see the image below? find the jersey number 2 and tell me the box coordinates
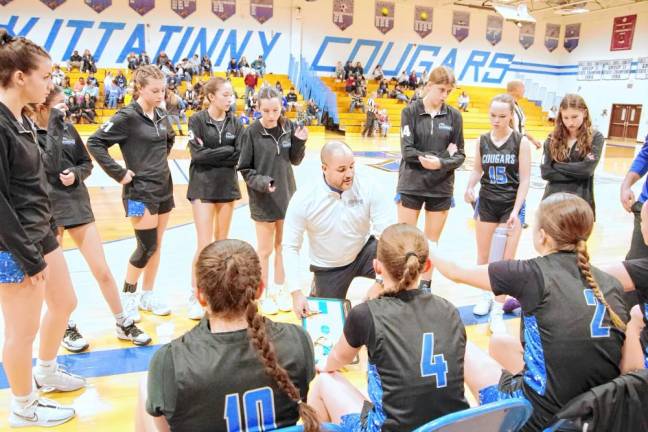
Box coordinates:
[488,166,507,185]
[224,387,277,432]
[584,289,611,338]
[420,332,449,387]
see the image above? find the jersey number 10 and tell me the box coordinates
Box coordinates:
[224,387,277,432]
[420,332,449,387]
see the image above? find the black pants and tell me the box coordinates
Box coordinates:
[310,237,377,299]
[625,201,648,308]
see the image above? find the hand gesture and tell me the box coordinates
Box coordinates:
[620,187,635,212]
[120,169,135,185]
[294,125,308,141]
[59,169,76,187]
[418,155,441,170]
[464,188,476,204]
[447,143,458,156]
[291,290,311,318]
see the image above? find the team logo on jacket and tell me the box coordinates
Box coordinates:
[281,137,291,148]
[225,132,236,140]
[438,123,453,131]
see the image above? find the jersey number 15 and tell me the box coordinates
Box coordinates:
[420,332,449,387]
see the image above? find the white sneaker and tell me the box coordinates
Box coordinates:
[33,364,86,393]
[139,291,171,316]
[116,319,152,346]
[61,322,89,353]
[187,293,204,320]
[121,292,141,323]
[489,308,507,335]
[275,288,292,313]
[9,397,75,428]
[473,292,494,316]
[259,297,279,315]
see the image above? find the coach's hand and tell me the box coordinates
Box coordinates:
[620,186,635,213]
[291,290,311,318]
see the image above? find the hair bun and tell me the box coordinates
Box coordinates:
[0,29,15,46]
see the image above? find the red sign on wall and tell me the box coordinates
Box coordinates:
[610,14,636,51]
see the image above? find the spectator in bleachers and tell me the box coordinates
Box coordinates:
[81,49,97,73]
[177,58,194,82]
[73,76,85,102]
[226,57,239,77]
[155,52,169,68]
[229,88,238,114]
[79,93,96,123]
[548,105,557,123]
[391,83,409,103]
[378,108,390,137]
[138,51,150,66]
[343,60,353,79]
[82,80,99,102]
[127,52,139,70]
[245,93,256,115]
[377,79,389,97]
[458,91,469,112]
[349,87,365,113]
[408,71,418,89]
[244,69,258,100]
[165,89,184,136]
[52,64,65,86]
[106,82,121,109]
[62,76,73,98]
[251,55,266,77]
[286,87,298,111]
[68,49,83,70]
[398,70,409,86]
[190,54,201,77]
[184,83,199,110]
[161,62,179,87]
[353,61,364,77]
[67,95,80,123]
[335,61,344,81]
[344,75,356,94]
[201,55,212,76]
[115,70,128,103]
[361,92,378,137]
[86,71,98,87]
[306,99,320,125]
[357,76,367,96]
[238,55,249,70]
[371,64,384,81]
[103,71,114,93]
[275,81,284,95]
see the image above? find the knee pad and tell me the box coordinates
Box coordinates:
[129,228,158,268]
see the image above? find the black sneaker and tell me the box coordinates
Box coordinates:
[116,320,152,346]
[61,322,89,353]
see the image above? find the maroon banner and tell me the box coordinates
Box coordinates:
[40,0,65,9]
[374,1,395,34]
[250,0,273,24]
[564,23,580,52]
[85,0,111,13]
[413,6,433,39]
[610,14,636,51]
[212,0,236,21]
[129,0,154,16]
[332,0,353,31]
[171,0,195,18]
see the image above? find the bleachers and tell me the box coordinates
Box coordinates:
[320,76,554,140]
[63,68,325,137]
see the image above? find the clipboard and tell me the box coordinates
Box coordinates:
[301,297,357,365]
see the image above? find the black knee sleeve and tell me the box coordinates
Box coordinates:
[129,228,158,268]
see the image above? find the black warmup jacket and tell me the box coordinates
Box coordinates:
[87,102,175,204]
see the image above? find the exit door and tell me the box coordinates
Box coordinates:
[609,104,642,140]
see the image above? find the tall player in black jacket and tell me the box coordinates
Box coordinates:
[88,65,175,322]
[309,224,469,432]
[186,77,243,320]
[431,193,632,432]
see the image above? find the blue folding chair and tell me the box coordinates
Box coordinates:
[412,398,533,432]
[274,423,345,432]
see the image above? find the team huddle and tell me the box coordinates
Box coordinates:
[0,30,647,431]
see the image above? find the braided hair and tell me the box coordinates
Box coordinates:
[196,240,320,432]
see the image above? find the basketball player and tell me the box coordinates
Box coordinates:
[430,193,630,431]
[186,77,243,320]
[0,30,84,427]
[465,94,531,333]
[541,94,603,214]
[31,86,151,350]
[88,65,175,322]
[308,224,469,431]
[137,239,319,432]
[397,66,465,291]
[238,86,308,314]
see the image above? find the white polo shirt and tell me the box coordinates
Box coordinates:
[283,171,393,293]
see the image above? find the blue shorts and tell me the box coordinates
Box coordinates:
[479,370,526,405]
[339,401,381,432]
[0,251,25,284]
[123,198,174,218]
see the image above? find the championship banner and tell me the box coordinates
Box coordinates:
[602,59,632,80]
[129,0,154,16]
[577,60,603,81]
[212,0,236,21]
[486,15,502,46]
[413,6,433,39]
[41,0,65,9]
[171,0,195,18]
[332,0,353,31]
[519,22,535,49]
[451,11,470,42]
[610,14,636,51]
[250,0,273,24]
[564,23,580,52]
[637,57,648,80]
[85,0,111,12]
[374,1,395,35]
[544,23,560,52]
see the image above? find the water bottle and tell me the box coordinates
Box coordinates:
[489,226,509,263]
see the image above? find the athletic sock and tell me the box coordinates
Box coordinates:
[12,392,36,410]
[123,282,137,293]
[35,359,57,376]
[114,312,126,326]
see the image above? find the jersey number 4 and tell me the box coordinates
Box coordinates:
[224,387,277,432]
[584,289,611,338]
[488,166,507,185]
[420,332,449,387]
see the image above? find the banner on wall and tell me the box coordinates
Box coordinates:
[451,11,470,42]
[602,59,632,80]
[519,22,535,49]
[41,0,65,9]
[637,57,648,80]
[577,61,604,81]
[610,14,636,51]
[85,0,111,13]
[374,1,395,34]
[250,0,273,24]
[564,23,580,52]
[544,23,560,52]
[171,0,195,18]
[212,0,236,21]
[413,6,433,38]
[332,0,353,31]
[129,0,154,16]
[485,15,502,46]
